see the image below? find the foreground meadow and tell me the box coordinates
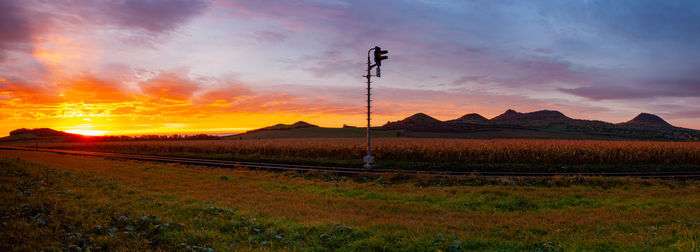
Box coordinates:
[1,149,698,251]
[18,138,700,172]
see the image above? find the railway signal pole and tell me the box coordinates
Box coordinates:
[364,46,388,168]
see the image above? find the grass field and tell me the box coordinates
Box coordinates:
[15,138,700,172]
[1,149,698,251]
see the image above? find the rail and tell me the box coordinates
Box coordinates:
[1,146,699,178]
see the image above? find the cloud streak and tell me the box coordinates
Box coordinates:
[0,1,50,60]
[99,0,209,33]
[560,79,700,100]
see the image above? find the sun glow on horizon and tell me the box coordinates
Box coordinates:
[65,129,109,136]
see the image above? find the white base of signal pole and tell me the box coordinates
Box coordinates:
[364,155,374,169]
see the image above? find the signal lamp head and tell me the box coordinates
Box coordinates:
[373,46,388,66]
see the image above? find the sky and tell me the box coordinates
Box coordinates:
[1,0,700,136]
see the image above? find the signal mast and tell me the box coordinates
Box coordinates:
[363,46,388,168]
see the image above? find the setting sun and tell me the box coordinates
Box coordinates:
[65,129,108,136]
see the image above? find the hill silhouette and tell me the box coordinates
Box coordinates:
[10,128,75,137]
[4,128,87,142]
[376,109,699,140]
[247,121,319,132]
[382,113,450,132]
[446,113,490,124]
[491,109,571,124]
[620,113,673,128]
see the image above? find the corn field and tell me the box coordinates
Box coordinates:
[23,138,700,165]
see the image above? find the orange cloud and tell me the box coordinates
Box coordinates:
[0,78,62,104]
[60,74,133,103]
[193,87,253,106]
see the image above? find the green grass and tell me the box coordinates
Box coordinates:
[1,150,699,251]
[0,157,440,251]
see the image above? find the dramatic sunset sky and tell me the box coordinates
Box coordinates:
[1,0,699,136]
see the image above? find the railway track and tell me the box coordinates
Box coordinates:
[2,145,699,178]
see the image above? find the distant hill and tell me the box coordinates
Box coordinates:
[247,121,319,132]
[375,109,700,141]
[382,113,452,132]
[445,113,490,124]
[619,113,673,128]
[10,128,73,137]
[490,109,572,128]
[0,128,88,142]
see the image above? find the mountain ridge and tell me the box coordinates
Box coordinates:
[377,109,699,141]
